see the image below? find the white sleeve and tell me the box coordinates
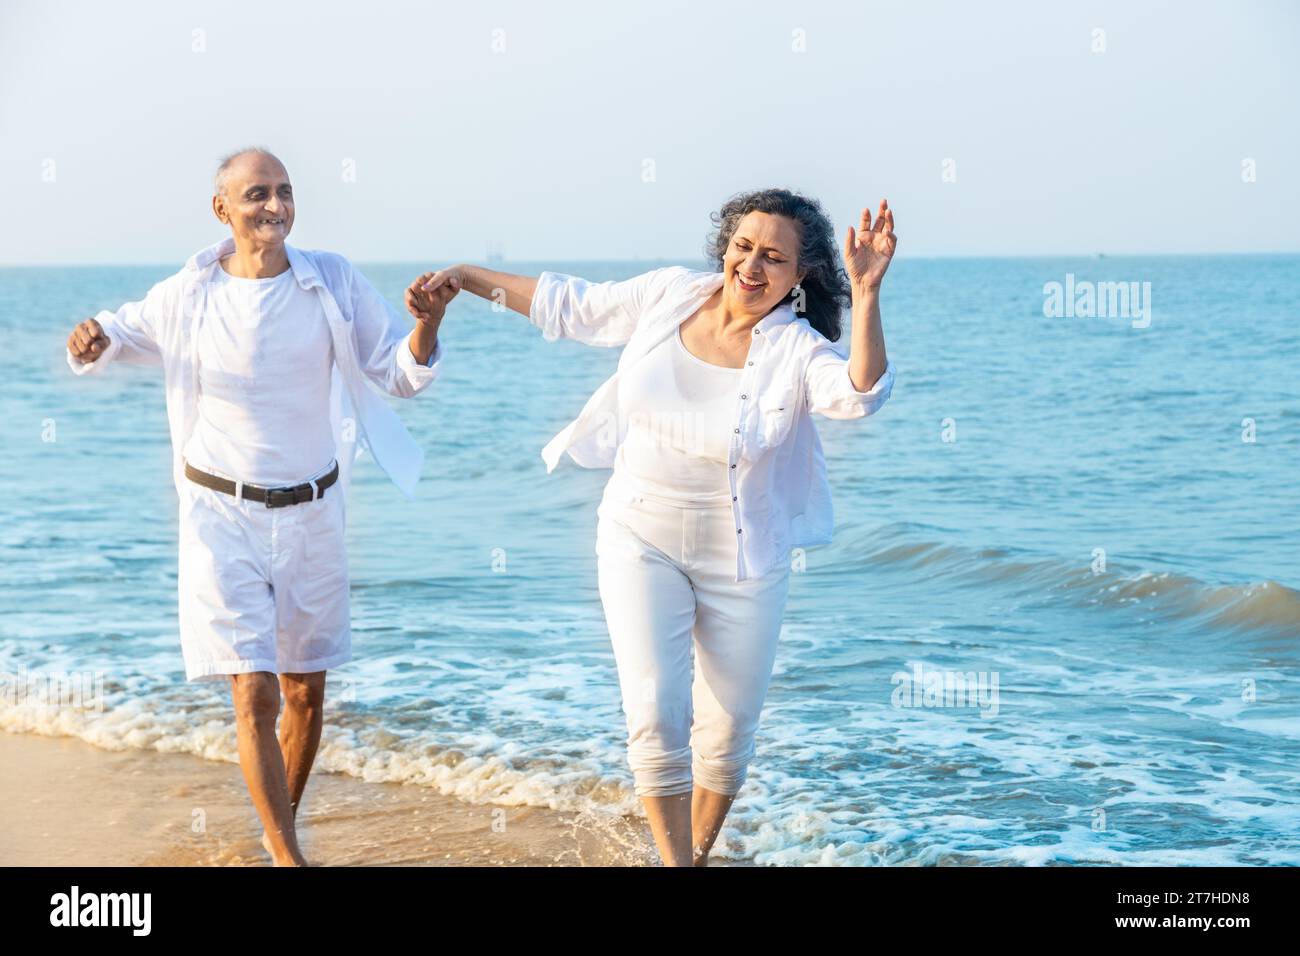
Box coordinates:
[348,264,444,398]
[66,282,168,376]
[804,339,895,419]
[527,268,671,347]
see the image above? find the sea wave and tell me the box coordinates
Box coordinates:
[853,523,1299,635]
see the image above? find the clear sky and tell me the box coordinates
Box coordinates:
[1,0,1296,264]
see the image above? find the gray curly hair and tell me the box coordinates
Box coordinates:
[704,187,850,341]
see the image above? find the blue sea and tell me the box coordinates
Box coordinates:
[1,254,1297,865]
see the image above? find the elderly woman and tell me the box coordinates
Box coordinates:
[408,189,896,866]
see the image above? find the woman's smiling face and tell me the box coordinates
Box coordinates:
[722,211,805,317]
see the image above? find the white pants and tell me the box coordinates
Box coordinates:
[177,461,351,682]
[595,474,791,798]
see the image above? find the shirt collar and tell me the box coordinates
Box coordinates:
[757,301,797,332]
[183,237,321,289]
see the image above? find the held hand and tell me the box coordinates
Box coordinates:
[404,271,461,326]
[418,265,467,297]
[67,317,110,364]
[843,199,897,291]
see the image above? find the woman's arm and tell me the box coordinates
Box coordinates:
[842,200,895,392]
[804,200,898,418]
[847,287,887,392]
[408,264,669,348]
[410,265,537,317]
[805,345,895,419]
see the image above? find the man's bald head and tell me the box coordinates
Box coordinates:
[214,147,285,198]
[211,148,295,253]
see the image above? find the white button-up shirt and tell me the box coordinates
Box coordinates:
[66,237,443,499]
[530,266,895,581]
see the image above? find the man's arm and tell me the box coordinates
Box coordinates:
[349,265,447,399]
[66,284,168,375]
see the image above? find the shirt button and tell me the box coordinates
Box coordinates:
[732,496,737,501]
[733,428,739,433]
[740,394,747,400]
[730,464,736,469]
[737,528,743,534]
[747,361,754,366]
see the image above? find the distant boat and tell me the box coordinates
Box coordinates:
[1095,252,1106,259]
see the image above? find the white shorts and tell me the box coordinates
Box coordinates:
[176,463,351,682]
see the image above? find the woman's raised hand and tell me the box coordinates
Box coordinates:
[843,199,897,291]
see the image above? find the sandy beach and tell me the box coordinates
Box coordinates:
[0,730,697,867]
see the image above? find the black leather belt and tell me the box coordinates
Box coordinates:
[184,460,339,507]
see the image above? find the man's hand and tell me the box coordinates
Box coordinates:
[405,272,460,327]
[67,318,110,364]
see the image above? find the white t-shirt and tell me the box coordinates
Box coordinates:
[182,262,336,485]
[613,323,743,506]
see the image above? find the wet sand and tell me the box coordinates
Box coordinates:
[0,730,700,867]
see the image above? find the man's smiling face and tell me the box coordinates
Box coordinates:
[212,151,295,251]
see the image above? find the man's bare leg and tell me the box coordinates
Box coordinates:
[278,671,326,822]
[230,672,306,867]
[258,671,327,858]
[690,786,737,866]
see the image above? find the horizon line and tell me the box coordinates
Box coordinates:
[3,249,1300,269]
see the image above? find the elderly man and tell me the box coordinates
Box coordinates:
[65,148,457,866]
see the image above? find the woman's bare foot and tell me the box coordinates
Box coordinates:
[261,830,308,866]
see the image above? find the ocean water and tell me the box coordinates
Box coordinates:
[1,254,1297,866]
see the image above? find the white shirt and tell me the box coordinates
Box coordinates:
[183,263,337,485]
[530,266,896,581]
[67,237,443,500]
[614,323,742,506]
